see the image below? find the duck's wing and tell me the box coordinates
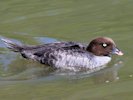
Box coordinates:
[25,41,86,59]
[20,41,87,53]
[31,44,88,67]
[21,42,87,66]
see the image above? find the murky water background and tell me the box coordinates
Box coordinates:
[0,0,133,100]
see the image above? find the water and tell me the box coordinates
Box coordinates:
[0,0,133,100]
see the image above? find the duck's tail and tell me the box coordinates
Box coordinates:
[1,38,23,52]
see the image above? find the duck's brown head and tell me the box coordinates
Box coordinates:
[86,37,123,56]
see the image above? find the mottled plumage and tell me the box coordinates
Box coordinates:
[1,37,123,71]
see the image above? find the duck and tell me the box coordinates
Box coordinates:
[1,37,123,71]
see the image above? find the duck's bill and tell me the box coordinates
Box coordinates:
[112,47,124,56]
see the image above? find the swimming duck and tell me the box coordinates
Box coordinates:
[1,37,123,71]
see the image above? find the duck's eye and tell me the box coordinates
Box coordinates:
[102,43,108,48]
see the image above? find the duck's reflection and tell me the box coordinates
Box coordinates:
[92,60,123,84]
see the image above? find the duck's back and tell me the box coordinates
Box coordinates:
[19,42,89,68]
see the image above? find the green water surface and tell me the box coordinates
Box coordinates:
[0,0,133,100]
